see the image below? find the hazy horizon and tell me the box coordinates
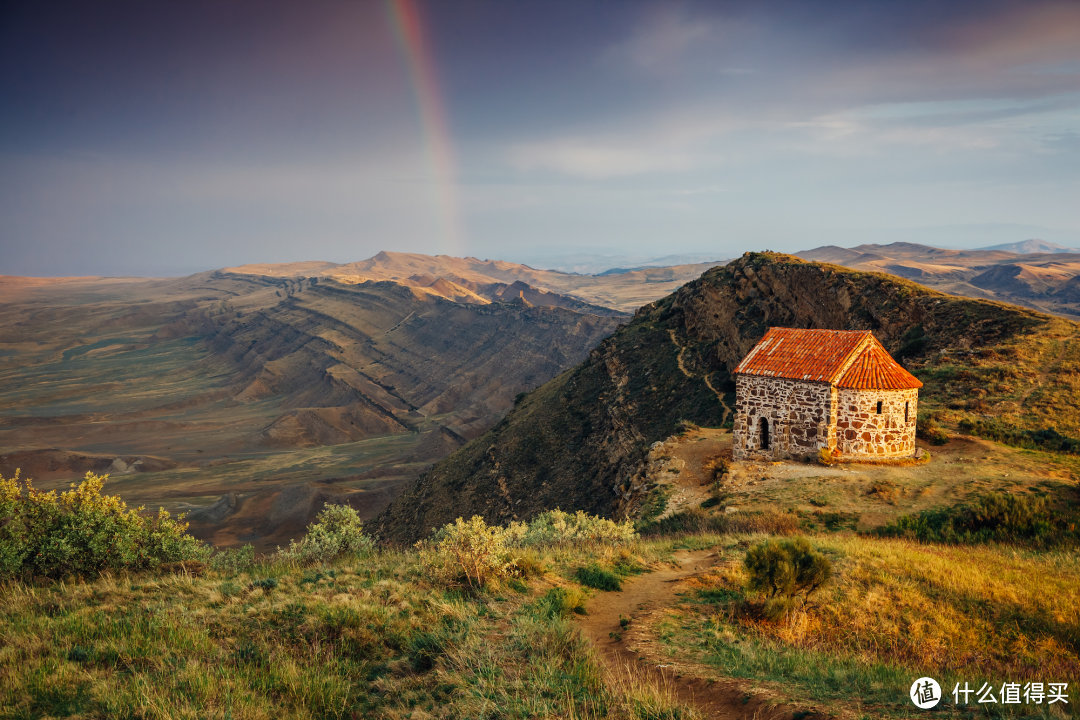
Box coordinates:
[3,0,1079,277]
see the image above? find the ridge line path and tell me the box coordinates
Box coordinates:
[667,329,732,425]
[578,549,828,720]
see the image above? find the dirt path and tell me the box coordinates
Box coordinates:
[578,550,827,720]
[667,329,732,425]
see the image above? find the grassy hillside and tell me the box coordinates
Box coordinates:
[376,252,1080,543]
[4,527,1076,719]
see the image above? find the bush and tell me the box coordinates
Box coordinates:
[916,415,949,445]
[209,544,256,575]
[418,515,516,589]
[0,471,206,580]
[574,565,622,591]
[817,447,833,465]
[743,537,832,608]
[874,492,1071,547]
[503,509,638,547]
[278,503,373,567]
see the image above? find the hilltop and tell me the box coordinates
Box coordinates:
[375,251,1080,542]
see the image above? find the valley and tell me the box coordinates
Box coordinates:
[3,252,721,549]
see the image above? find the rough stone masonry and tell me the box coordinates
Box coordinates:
[732,327,921,461]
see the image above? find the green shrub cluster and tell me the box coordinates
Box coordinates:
[278,503,374,567]
[958,417,1080,454]
[503,509,638,547]
[0,471,205,580]
[419,511,639,589]
[744,537,833,620]
[874,492,1078,547]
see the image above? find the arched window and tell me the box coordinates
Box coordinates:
[876,400,883,415]
[759,416,770,450]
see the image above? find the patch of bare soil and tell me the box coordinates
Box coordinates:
[655,429,733,519]
[578,549,829,720]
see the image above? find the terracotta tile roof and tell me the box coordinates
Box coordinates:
[734,327,922,389]
[836,341,923,390]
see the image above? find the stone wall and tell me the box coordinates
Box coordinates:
[834,387,918,458]
[733,375,833,460]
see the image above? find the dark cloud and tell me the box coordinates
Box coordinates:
[1,0,1078,275]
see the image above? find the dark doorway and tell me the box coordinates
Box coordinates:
[759,416,770,450]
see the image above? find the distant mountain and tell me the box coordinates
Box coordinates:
[795,242,1080,317]
[514,253,728,276]
[975,239,1080,254]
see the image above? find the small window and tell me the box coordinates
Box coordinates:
[876,400,883,415]
[905,401,910,422]
[759,417,770,450]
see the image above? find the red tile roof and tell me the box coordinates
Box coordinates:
[734,327,922,389]
[836,341,923,390]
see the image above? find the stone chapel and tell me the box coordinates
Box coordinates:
[732,327,922,461]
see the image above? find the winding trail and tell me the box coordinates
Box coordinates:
[578,550,826,720]
[668,329,732,425]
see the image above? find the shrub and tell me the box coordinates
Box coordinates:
[277,503,373,567]
[0,471,206,580]
[418,515,516,589]
[874,492,1070,547]
[504,509,638,548]
[209,544,256,575]
[916,415,949,445]
[743,537,833,608]
[574,565,622,591]
[817,447,833,465]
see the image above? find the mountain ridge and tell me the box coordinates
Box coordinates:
[373,251,1077,543]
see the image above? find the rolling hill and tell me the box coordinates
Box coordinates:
[375,251,1080,543]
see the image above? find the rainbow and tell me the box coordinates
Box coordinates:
[385,0,463,256]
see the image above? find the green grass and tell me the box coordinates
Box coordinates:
[0,543,694,720]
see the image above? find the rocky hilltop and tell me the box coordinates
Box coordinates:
[375,252,1077,543]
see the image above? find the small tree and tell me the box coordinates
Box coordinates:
[744,537,832,618]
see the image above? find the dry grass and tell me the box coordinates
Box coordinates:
[655,532,1080,715]
[0,542,696,719]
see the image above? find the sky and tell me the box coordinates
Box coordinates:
[1,0,1079,277]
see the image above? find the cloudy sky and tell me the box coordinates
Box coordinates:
[2,0,1079,276]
